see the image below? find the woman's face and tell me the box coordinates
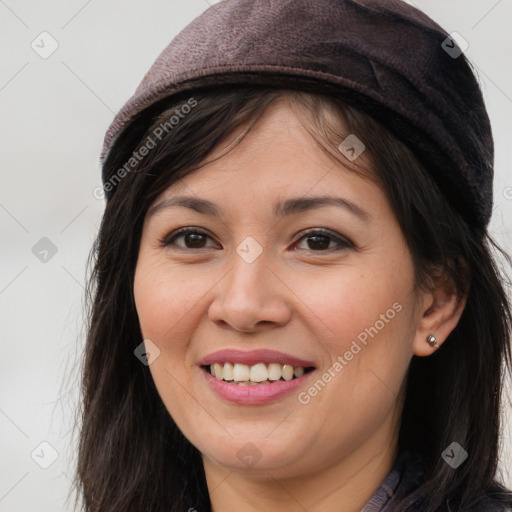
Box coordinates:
[134,99,427,482]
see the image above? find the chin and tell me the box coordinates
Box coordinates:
[197,430,311,474]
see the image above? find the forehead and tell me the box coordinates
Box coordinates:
[146,98,390,225]
[157,100,378,194]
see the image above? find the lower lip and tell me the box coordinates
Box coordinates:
[202,367,315,405]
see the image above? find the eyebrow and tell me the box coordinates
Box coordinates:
[147,195,371,221]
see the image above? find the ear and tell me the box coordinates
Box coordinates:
[412,275,467,357]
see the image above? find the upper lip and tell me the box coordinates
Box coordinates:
[199,349,316,368]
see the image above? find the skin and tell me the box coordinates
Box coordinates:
[133,98,466,512]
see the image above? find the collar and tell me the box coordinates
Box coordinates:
[360,449,425,512]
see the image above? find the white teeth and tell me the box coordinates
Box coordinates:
[233,363,250,382]
[209,362,310,383]
[282,364,294,381]
[293,366,304,378]
[268,363,282,381]
[213,363,224,380]
[249,363,268,382]
[223,362,234,381]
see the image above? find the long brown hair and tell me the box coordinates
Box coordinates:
[72,86,512,511]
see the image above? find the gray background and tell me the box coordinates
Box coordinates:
[1,1,511,510]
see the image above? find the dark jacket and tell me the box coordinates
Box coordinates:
[361,450,512,512]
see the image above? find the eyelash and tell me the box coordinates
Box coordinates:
[160,227,353,253]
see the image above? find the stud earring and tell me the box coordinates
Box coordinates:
[426,334,438,348]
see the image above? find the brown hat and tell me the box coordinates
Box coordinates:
[101,0,494,231]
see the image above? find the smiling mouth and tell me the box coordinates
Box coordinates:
[201,362,315,385]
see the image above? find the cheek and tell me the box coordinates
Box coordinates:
[133,260,207,426]
[290,262,415,354]
[287,256,417,427]
[133,259,205,358]
[287,268,415,448]
[134,256,204,326]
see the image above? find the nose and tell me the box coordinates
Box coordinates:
[208,250,292,333]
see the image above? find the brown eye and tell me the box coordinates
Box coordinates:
[295,229,352,252]
[182,232,207,248]
[161,227,352,253]
[162,228,217,249]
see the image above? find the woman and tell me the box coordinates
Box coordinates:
[75,1,512,511]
